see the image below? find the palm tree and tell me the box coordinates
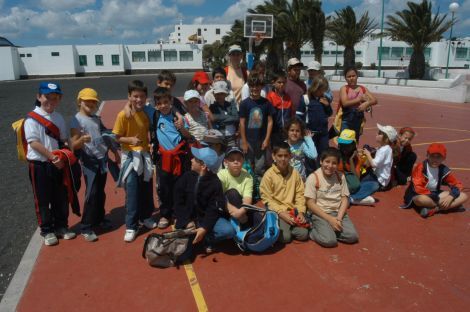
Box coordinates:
[386,0,453,79]
[303,0,326,62]
[326,6,376,70]
[202,40,226,69]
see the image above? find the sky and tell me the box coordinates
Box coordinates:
[0,0,469,47]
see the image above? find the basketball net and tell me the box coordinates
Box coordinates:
[254,33,265,47]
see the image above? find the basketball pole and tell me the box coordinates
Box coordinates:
[247,37,254,71]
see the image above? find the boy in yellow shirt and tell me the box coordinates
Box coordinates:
[113,80,156,242]
[260,142,308,243]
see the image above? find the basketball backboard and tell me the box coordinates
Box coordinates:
[244,14,273,38]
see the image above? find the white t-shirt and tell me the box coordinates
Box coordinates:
[372,145,393,187]
[426,165,439,191]
[24,106,68,162]
[70,113,107,159]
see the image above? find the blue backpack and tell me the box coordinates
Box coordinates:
[230,204,279,253]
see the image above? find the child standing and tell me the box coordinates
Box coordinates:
[403,143,468,218]
[24,82,76,246]
[260,142,309,243]
[393,127,417,185]
[296,76,333,157]
[305,147,358,247]
[204,67,236,106]
[184,90,211,143]
[113,80,156,242]
[145,87,191,229]
[208,81,239,147]
[266,69,294,143]
[351,124,397,205]
[157,70,186,115]
[239,73,275,184]
[284,119,318,181]
[70,88,119,242]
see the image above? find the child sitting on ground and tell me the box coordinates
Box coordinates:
[350,124,397,205]
[260,142,309,243]
[284,119,317,181]
[217,147,253,224]
[305,147,358,247]
[174,147,232,255]
[402,143,468,218]
[70,88,119,242]
[208,81,239,147]
[184,90,212,143]
[392,127,417,185]
[337,129,364,196]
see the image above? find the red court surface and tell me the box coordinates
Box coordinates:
[16,93,470,311]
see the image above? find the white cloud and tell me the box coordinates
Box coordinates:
[220,0,265,21]
[174,0,205,5]
[193,16,204,24]
[39,0,96,11]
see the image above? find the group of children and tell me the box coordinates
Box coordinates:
[22,61,467,254]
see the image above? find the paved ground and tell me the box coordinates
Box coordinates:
[0,73,193,299]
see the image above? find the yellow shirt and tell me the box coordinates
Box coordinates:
[112,110,150,152]
[304,169,350,214]
[260,165,305,214]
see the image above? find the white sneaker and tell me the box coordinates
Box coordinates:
[142,218,157,229]
[55,228,77,240]
[351,196,375,206]
[44,233,59,246]
[124,229,137,242]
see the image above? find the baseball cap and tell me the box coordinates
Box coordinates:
[38,82,62,95]
[337,129,357,144]
[203,129,225,145]
[225,146,244,158]
[427,143,447,158]
[213,81,229,94]
[287,58,304,68]
[191,147,224,172]
[377,124,397,142]
[192,71,211,85]
[307,61,322,71]
[228,44,242,55]
[77,88,99,103]
[184,89,200,101]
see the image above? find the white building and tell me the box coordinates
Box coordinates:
[168,22,232,44]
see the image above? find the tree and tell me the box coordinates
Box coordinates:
[326,6,376,70]
[202,41,226,69]
[303,0,326,62]
[386,0,453,79]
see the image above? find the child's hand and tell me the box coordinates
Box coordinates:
[124,101,133,118]
[361,94,369,102]
[357,102,369,112]
[192,227,207,244]
[81,134,92,143]
[296,212,306,224]
[241,141,249,154]
[261,139,269,151]
[51,155,65,170]
[279,211,296,225]
[439,195,454,210]
[349,150,358,161]
[362,148,371,158]
[305,129,312,137]
[230,208,247,222]
[174,115,184,130]
[328,216,343,232]
[129,135,142,146]
[319,97,329,106]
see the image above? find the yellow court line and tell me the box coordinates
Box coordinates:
[363,126,470,133]
[183,260,209,312]
[450,168,470,171]
[413,138,470,146]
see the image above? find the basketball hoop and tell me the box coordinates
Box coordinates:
[254,32,265,47]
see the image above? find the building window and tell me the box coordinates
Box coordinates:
[178,27,180,30]
[148,50,162,62]
[79,55,87,66]
[51,52,60,56]
[111,54,120,65]
[323,51,330,55]
[424,48,431,60]
[355,50,362,55]
[405,47,413,56]
[95,55,103,66]
[391,47,404,59]
[456,47,468,59]
[20,54,25,57]
[164,50,177,62]
[132,51,146,62]
[378,47,390,60]
[197,28,201,36]
[27,53,32,57]
[204,28,207,31]
[180,51,193,61]
[178,33,180,36]
[216,28,220,35]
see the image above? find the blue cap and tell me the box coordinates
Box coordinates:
[191,147,224,173]
[38,82,62,95]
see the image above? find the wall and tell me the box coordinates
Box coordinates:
[18,46,75,76]
[169,24,231,44]
[75,45,124,74]
[0,47,19,80]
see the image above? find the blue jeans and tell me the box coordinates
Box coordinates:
[206,217,236,244]
[350,173,380,201]
[125,170,154,230]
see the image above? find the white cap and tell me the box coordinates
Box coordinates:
[307,61,321,71]
[287,58,304,68]
[377,124,398,142]
[213,81,229,94]
[228,44,242,54]
[184,89,200,101]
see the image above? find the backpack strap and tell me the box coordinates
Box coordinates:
[303,94,310,124]
[27,111,61,142]
[313,171,320,190]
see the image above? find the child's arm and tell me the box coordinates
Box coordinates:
[173,111,184,130]
[349,151,361,178]
[262,115,273,150]
[306,198,342,232]
[294,172,307,223]
[70,128,91,151]
[201,103,214,123]
[302,136,318,160]
[239,117,248,154]
[295,96,307,122]
[29,141,64,169]
[336,175,351,221]
[339,86,362,108]
[116,135,142,147]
